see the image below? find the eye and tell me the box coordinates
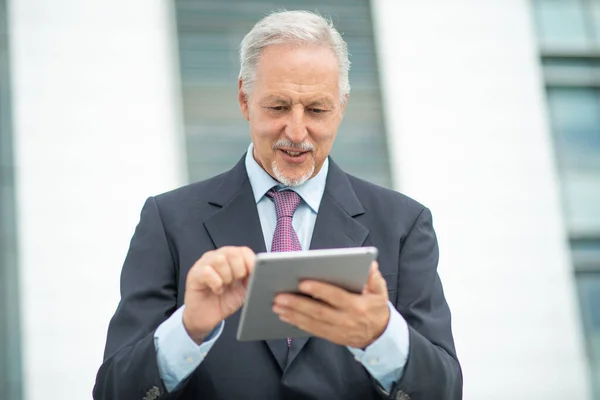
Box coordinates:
[309,108,327,114]
[269,106,286,111]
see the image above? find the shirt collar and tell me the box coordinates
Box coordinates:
[245,143,328,213]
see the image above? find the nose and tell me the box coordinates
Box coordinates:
[285,105,308,143]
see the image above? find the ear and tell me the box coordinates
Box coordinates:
[238,79,250,121]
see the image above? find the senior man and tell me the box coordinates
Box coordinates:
[93,10,462,400]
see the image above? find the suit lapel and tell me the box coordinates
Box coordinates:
[203,181,266,253]
[203,156,266,254]
[285,159,370,369]
[203,157,288,372]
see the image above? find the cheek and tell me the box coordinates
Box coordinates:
[267,119,287,135]
[251,118,277,139]
[254,118,285,140]
[310,127,336,149]
[251,122,284,160]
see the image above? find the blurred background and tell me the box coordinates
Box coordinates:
[0,0,598,399]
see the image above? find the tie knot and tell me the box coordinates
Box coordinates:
[267,189,302,219]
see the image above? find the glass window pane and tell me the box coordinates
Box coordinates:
[547,88,600,235]
[592,0,600,46]
[533,0,591,49]
[542,58,600,86]
[572,239,600,270]
[576,272,600,398]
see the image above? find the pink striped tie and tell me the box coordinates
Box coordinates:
[267,189,302,347]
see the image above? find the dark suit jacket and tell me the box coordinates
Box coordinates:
[93,156,462,400]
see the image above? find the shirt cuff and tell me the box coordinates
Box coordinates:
[154,305,224,392]
[346,301,410,393]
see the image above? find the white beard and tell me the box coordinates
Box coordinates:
[272,159,315,187]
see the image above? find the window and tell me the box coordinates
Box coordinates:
[173,0,392,188]
[533,0,600,397]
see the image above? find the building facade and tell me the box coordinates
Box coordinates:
[0,0,597,399]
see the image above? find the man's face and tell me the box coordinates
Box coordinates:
[238,44,346,186]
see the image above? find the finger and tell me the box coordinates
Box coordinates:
[226,249,247,281]
[365,262,386,294]
[362,264,376,294]
[210,253,233,285]
[298,280,353,309]
[276,304,337,339]
[378,269,388,292]
[273,293,342,324]
[240,246,256,275]
[198,265,225,295]
[242,276,250,289]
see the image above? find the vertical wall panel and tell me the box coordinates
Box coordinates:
[9,1,185,399]
[371,0,590,398]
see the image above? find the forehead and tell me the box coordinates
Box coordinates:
[253,44,340,99]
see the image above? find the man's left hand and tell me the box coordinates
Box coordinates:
[272,261,390,349]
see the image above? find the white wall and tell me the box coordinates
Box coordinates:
[371,0,590,399]
[9,1,185,399]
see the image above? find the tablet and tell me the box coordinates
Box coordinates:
[236,246,378,341]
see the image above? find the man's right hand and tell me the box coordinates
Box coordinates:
[182,246,256,344]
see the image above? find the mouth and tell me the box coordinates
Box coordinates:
[280,149,306,157]
[277,148,312,163]
[278,148,311,157]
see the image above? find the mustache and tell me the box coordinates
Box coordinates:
[272,139,314,151]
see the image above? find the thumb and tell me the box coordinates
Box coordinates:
[364,261,386,295]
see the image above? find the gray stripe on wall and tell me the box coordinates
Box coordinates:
[0,0,22,398]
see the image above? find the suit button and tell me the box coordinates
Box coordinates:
[395,390,410,400]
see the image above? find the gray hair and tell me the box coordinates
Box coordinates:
[239,10,351,104]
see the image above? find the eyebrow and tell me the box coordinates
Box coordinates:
[306,98,335,108]
[260,96,335,108]
[261,96,289,104]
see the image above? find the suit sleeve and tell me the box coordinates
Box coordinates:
[93,197,187,400]
[388,207,463,400]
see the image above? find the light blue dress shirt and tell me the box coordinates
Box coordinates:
[154,144,410,393]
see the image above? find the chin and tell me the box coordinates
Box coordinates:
[272,162,315,187]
